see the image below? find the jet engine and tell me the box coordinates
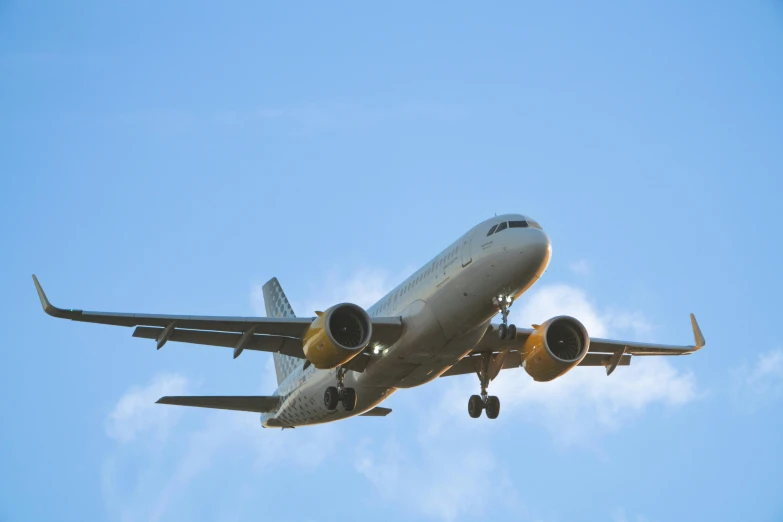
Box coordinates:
[302,303,372,369]
[521,316,590,381]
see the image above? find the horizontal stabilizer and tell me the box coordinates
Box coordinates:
[156,395,280,413]
[360,407,392,417]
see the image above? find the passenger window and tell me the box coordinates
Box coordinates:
[487,224,498,236]
[496,222,508,233]
[509,220,528,228]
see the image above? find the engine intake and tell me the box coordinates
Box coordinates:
[303,303,372,369]
[522,316,589,381]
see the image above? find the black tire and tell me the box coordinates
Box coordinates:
[485,396,500,419]
[468,395,484,418]
[497,323,508,340]
[324,386,339,411]
[341,388,357,411]
[508,324,517,340]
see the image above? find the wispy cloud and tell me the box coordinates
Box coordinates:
[514,283,653,339]
[105,373,188,444]
[612,507,649,522]
[355,436,519,522]
[731,348,783,411]
[569,259,591,276]
[102,373,343,522]
[123,101,472,139]
[251,267,407,318]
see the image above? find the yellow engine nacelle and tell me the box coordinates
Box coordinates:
[302,303,373,369]
[521,316,590,382]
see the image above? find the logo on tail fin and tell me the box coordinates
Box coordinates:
[262,278,300,384]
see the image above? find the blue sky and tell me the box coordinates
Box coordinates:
[2,1,782,521]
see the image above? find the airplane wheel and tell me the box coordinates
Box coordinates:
[497,324,508,340]
[485,396,500,419]
[468,395,484,418]
[341,388,357,411]
[324,386,339,411]
[508,324,517,340]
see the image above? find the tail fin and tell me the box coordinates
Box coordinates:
[262,277,300,385]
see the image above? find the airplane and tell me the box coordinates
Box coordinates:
[33,213,705,427]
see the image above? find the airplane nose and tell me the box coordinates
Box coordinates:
[526,228,552,272]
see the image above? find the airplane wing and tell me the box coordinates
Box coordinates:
[442,314,705,378]
[32,275,402,368]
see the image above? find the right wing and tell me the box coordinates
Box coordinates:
[32,275,402,368]
[471,314,705,358]
[443,314,705,378]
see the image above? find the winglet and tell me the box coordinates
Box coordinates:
[690,313,706,350]
[31,275,77,319]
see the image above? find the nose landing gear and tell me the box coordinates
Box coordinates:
[466,352,503,419]
[324,367,357,412]
[493,294,517,340]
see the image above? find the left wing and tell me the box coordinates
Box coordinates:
[32,275,402,368]
[442,314,705,378]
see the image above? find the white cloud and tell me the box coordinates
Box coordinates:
[105,373,188,443]
[612,507,649,522]
[516,283,610,337]
[102,375,342,522]
[251,267,407,317]
[102,276,702,522]
[295,267,408,313]
[355,436,518,522]
[489,357,697,444]
[514,284,653,339]
[569,259,591,276]
[732,348,783,411]
[427,284,698,445]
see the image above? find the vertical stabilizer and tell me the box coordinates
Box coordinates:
[262,278,300,385]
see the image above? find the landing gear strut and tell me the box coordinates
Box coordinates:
[467,352,502,419]
[493,294,517,340]
[324,367,357,412]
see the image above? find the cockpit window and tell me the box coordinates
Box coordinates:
[486,224,498,236]
[527,219,542,230]
[509,220,528,228]
[495,221,508,233]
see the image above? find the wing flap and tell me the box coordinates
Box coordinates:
[588,339,698,356]
[579,353,632,367]
[133,327,304,357]
[156,395,280,413]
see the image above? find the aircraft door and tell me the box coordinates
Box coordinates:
[461,230,474,267]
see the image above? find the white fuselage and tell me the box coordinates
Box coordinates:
[262,214,551,428]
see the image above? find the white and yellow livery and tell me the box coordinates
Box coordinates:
[34,214,705,427]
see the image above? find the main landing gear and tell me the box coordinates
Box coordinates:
[493,294,517,340]
[324,367,357,412]
[467,352,502,419]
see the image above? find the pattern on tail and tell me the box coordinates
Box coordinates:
[262,278,300,384]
